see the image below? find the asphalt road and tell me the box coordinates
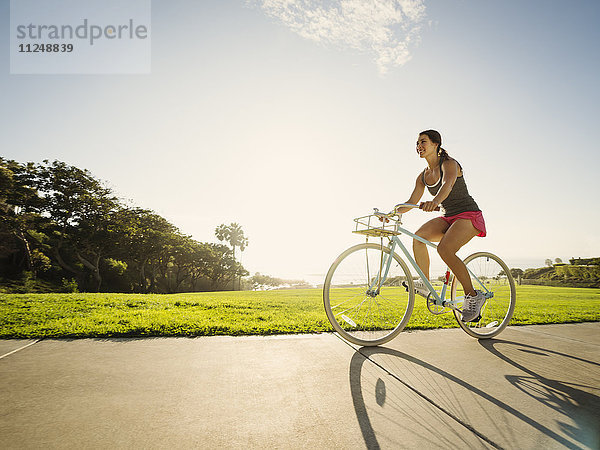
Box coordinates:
[1,322,599,449]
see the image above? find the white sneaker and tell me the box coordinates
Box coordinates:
[402,280,430,298]
[461,290,486,322]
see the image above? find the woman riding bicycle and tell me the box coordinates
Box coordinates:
[395,130,487,322]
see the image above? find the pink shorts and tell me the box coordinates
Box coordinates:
[440,211,487,237]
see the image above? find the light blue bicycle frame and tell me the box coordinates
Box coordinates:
[367,220,493,308]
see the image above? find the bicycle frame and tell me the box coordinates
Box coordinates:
[368,220,492,309]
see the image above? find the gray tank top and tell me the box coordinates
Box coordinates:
[422,157,480,217]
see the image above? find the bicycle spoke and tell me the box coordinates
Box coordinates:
[334,297,368,320]
[451,252,516,338]
[323,243,415,345]
[373,300,401,327]
[330,290,368,310]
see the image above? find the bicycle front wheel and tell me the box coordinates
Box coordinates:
[323,243,415,346]
[451,252,516,338]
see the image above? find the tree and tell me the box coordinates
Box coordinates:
[555,258,563,264]
[251,272,284,290]
[215,223,248,290]
[499,268,524,277]
[0,158,46,277]
[115,208,181,293]
[36,160,120,291]
[510,268,524,278]
[545,259,553,267]
[197,243,238,290]
[1,157,256,293]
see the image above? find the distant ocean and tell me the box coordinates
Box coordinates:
[298,258,553,287]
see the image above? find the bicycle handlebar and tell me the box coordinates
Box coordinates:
[373,203,441,220]
[396,202,441,212]
[394,203,420,211]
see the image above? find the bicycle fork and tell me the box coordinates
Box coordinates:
[366,239,396,296]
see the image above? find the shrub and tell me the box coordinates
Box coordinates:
[569,258,600,266]
[556,265,600,280]
[523,267,554,279]
[60,278,79,293]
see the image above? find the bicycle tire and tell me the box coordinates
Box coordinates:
[323,242,415,346]
[451,252,516,339]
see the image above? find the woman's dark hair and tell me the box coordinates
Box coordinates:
[419,129,448,158]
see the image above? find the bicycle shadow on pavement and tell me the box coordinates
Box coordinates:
[479,338,600,449]
[349,349,495,450]
[349,343,598,450]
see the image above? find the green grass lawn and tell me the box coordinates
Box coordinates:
[1,285,599,338]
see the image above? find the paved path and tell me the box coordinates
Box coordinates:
[1,323,599,449]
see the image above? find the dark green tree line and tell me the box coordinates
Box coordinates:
[0,157,247,293]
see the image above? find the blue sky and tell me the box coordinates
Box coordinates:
[1,0,599,280]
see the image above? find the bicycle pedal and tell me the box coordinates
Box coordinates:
[464,315,482,323]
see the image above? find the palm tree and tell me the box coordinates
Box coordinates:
[215,222,248,290]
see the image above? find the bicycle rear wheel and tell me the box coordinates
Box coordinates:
[323,242,415,346]
[451,252,516,338]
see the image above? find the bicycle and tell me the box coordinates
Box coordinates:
[323,204,516,346]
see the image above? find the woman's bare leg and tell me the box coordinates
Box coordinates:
[413,218,449,279]
[436,219,480,296]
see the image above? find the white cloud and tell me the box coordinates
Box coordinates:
[249,0,426,74]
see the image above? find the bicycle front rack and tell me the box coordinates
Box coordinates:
[353,214,402,237]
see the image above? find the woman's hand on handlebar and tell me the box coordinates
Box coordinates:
[419,201,441,212]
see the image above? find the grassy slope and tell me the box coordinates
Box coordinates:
[1,286,599,338]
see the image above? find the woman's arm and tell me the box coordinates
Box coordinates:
[395,172,425,214]
[421,159,458,211]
